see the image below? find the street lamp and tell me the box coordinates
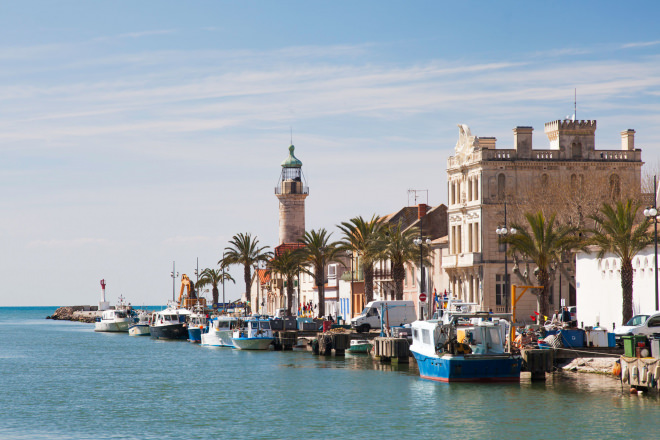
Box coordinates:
[496,205,516,313]
[644,174,659,311]
[170,261,179,303]
[346,250,354,320]
[221,252,226,313]
[413,236,432,319]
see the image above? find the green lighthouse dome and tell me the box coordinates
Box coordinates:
[281,145,303,168]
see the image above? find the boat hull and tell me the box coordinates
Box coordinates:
[94,321,130,332]
[347,343,373,353]
[149,323,188,340]
[232,337,274,350]
[128,324,150,336]
[201,330,234,347]
[412,352,521,383]
[188,327,203,343]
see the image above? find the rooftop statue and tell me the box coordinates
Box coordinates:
[455,124,479,164]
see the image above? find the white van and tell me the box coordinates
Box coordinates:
[350,300,416,333]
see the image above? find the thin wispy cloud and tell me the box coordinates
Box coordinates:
[118,29,176,39]
[621,40,660,49]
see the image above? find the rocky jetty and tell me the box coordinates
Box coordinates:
[46,306,101,323]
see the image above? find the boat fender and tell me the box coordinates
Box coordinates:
[655,366,660,387]
[641,366,648,383]
[622,365,629,383]
[631,365,639,382]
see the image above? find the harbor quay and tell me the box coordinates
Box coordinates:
[47,304,629,387]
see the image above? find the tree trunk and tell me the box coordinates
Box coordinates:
[286,278,294,316]
[621,261,634,325]
[316,269,325,318]
[537,269,550,319]
[212,286,219,309]
[244,264,251,315]
[364,262,374,304]
[393,262,405,300]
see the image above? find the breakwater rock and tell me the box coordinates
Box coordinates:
[46,306,101,323]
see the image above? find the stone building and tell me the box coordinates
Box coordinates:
[276,145,308,245]
[442,119,643,323]
[369,203,449,318]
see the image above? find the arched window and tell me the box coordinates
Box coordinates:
[497,174,506,200]
[541,173,549,187]
[609,174,621,199]
[570,174,577,191]
[572,142,582,159]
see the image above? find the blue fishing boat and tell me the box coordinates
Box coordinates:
[410,312,521,382]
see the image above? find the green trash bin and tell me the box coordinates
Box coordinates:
[622,335,647,357]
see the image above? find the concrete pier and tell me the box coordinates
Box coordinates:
[522,349,555,381]
[372,337,410,363]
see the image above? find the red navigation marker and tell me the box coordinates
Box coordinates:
[419,293,427,302]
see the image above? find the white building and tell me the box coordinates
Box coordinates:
[576,247,659,331]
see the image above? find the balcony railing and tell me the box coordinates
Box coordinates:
[373,269,392,279]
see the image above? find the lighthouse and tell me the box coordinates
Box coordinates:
[275,144,308,244]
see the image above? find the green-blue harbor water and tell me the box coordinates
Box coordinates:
[1,307,658,440]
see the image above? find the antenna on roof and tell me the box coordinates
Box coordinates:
[290,126,293,145]
[574,88,577,121]
[408,189,429,206]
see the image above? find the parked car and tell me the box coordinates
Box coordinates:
[613,313,653,344]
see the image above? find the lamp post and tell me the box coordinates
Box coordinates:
[221,252,226,313]
[170,261,179,302]
[413,236,432,319]
[496,202,516,313]
[346,250,354,320]
[644,174,659,311]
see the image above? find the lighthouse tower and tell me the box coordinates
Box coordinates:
[275,145,308,244]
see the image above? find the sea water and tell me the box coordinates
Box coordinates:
[0,307,658,440]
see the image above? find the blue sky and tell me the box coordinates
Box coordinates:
[2,1,660,306]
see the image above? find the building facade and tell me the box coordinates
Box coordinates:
[442,120,643,323]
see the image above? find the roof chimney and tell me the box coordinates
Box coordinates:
[621,129,635,151]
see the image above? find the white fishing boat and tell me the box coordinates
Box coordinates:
[231,318,274,350]
[94,297,134,332]
[128,310,151,336]
[201,316,239,347]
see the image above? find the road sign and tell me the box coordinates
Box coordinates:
[419,293,427,302]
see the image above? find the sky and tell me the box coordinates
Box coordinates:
[2,1,660,306]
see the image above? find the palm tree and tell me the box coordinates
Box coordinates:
[297,228,342,318]
[505,211,582,318]
[373,221,421,300]
[337,215,383,305]
[222,233,272,314]
[196,268,235,309]
[268,250,304,316]
[588,199,652,324]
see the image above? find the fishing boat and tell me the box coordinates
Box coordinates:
[231,317,274,350]
[347,339,373,353]
[186,305,209,343]
[128,310,151,336]
[410,312,521,382]
[201,316,239,347]
[94,296,134,332]
[149,303,192,340]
